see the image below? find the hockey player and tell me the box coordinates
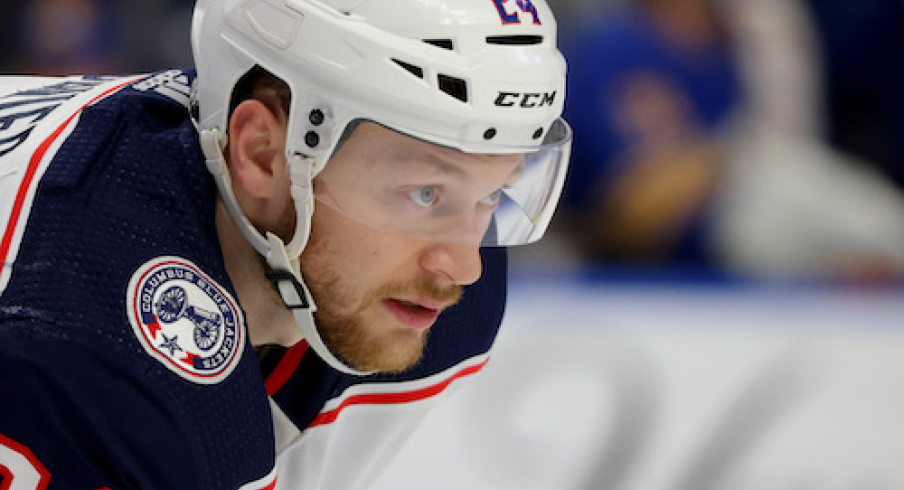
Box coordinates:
[0,0,570,488]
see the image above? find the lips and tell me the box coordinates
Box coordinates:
[382,298,445,330]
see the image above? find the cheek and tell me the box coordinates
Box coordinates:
[312,203,415,271]
[304,206,384,303]
[306,202,438,312]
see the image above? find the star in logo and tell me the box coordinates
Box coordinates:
[159,333,183,356]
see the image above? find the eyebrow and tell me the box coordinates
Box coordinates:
[394,151,468,181]
[399,150,525,186]
[423,152,469,179]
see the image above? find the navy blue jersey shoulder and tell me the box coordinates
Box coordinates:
[0,70,275,490]
[265,246,507,429]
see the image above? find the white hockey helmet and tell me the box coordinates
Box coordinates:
[190,0,570,374]
[192,0,571,248]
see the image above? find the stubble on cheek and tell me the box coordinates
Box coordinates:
[299,208,462,372]
[312,273,463,373]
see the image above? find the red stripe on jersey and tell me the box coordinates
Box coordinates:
[259,476,277,490]
[0,465,13,490]
[308,357,489,428]
[265,340,309,396]
[0,78,141,268]
[0,433,51,490]
[238,469,277,490]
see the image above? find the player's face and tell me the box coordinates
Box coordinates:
[298,123,516,372]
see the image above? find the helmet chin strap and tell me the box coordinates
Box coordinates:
[200,128,374,376]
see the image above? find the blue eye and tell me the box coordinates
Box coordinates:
[409,186,438,207]
[479,189,503,206]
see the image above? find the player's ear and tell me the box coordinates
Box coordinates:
[227,98,287,199]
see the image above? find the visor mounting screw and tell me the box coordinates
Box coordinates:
[483,128,497,140]
[533,127,544,139]
[309,109,325,126]
[305,131,320,148]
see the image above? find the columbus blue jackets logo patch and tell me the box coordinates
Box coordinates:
[127,256,244,384]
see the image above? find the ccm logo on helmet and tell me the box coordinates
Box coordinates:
[491,0,541,25]
[495,91,557,108]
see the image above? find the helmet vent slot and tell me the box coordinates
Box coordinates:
[438,75,468,103]
[486,35,543,45]
[424,39,455,50]
[392,59,425,79]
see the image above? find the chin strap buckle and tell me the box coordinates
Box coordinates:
[265,269,310,310]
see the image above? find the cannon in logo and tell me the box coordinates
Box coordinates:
[154,285,222,351]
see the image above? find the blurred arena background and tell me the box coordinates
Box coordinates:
[4,0,904,488]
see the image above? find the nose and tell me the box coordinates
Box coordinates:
[420,242,484,286]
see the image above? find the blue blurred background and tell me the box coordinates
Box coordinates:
[539,0,904,290]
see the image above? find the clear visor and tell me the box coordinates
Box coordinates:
[313,119,571,246]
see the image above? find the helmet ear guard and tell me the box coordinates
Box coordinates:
[191,0,570,375]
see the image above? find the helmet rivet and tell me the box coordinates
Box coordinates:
[483,128,497,140]
[309,109,325,126]
[533,127,544,139]
[305,131,320,147]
